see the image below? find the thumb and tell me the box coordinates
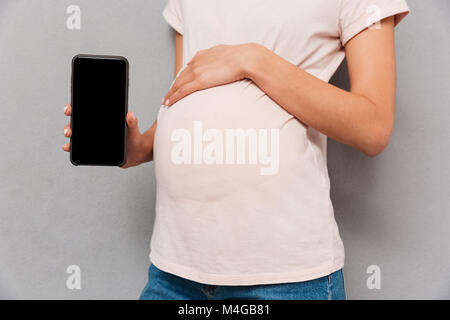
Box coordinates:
[126,112,141,136]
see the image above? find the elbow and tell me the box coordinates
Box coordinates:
[360,124,393,158]
[363,144,386,158]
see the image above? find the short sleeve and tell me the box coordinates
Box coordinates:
[162,0,183,34]
[339,0,410,45]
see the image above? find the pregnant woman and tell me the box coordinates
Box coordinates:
[62,0,409,300]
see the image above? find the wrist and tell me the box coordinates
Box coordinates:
[240,42,267,80]
[140,126,155,163]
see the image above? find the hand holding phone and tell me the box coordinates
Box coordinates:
[62,54,151,168]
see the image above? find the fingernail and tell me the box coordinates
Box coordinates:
[164,99,170,106]
[64,105,68,113]
[131,112,136,121]
[64,128,68,136]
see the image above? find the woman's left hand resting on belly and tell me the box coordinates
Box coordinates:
[163,44,251,106]
[164,16,397,157]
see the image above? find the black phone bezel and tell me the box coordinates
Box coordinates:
[70,54,129,167]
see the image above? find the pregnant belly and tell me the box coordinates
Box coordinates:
[154,80,309,200]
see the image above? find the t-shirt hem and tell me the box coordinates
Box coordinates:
[149,250,345,286]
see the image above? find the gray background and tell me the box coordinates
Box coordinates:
[0,0,448,299]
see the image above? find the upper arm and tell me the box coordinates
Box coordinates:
[162,0,183,76]
[174,32,183,77]
[344,16,397,119]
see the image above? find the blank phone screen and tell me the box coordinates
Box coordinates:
[71,56,127,166]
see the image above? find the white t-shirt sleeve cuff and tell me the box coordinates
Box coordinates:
[340,2,410,46]
[163,4,183,35]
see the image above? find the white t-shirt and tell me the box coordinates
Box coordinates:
[150,0,409,285]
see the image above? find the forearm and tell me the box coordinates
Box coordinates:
[141,33,180,163]
[244,43,392,156]
[141,121,157,162]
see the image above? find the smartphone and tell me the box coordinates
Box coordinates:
[70,54,128,166]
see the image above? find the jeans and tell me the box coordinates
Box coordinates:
[139,264,346,300]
